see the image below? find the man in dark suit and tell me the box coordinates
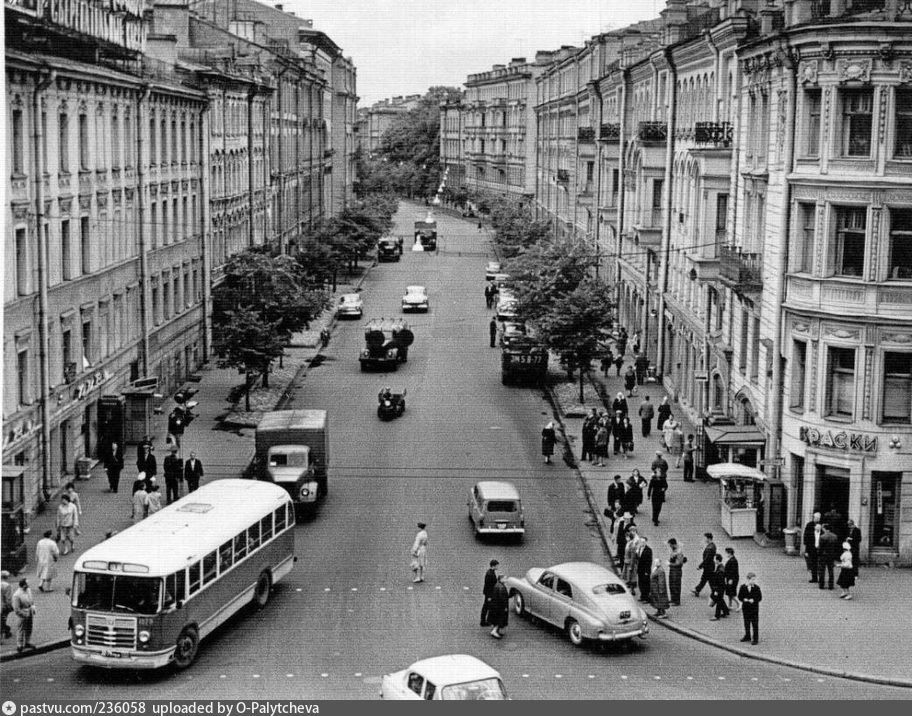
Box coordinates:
[847,519,862,577]
[738,572,762,644]
[136,443,157,490]
[636,537,653,603]
[817,524,839,590]
[647,471,667,526]
[480,559,499,627]
[723,547,740,611]
[103,441,125,494]
[692,532,717,596]
[709,554,730,620]
[607,475,625,509]
[184,451,204,492]
[610,411,625,455]
[803,512,821,583]
[163,446,183,504]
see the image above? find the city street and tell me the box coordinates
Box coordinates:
[2,205,907,700]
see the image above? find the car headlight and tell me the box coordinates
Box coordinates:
[387,349,396,357]
[138,630,150,643]
[74,624,85,637]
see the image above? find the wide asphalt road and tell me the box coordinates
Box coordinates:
[4,203,906,700]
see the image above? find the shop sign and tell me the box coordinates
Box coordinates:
[799,426,877,453]
[72,369,112,402]
[6,417,39,447]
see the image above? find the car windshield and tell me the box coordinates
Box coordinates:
[341,296,359,304]
[592,583,627,596]
[441,678,507,700]
[73,572,162,614]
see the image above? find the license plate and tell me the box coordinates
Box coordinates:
[101,650,122,658]
[619,611,630,620]
[497,523,507,530]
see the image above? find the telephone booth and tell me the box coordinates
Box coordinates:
[2,467,27,573]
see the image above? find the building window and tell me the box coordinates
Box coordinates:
[149,115,156,164]
[161,118,167,165]
[171,118,177,164]
[11,109,24,174]
[61,328,72,381]
[882,352,912,424]
[840,89,873,157]
[826,346,856,418]
[61,219,71,280]
[611,168,619,206]
[794,203,815,273]
[163,278,171,321]
[40,111,47,172]
[78,112,89,171]
[17,348,30,406]
[161,200,168,245]
[715,194,728,237]
[150,202,157,248]
[151,284,160,326]
[59,113,69,172]
[15,228,29,296]
[895,89,912,159]
[124,110,133,168]
[887,208,912,280]
[803,88,821,157]
[81,319,92,367]
[80,216,91,275]
[831,206,866,277]
[750,317,760,383]
[739,310,749,375]
[790,340,807,411]
[111,111,120,169]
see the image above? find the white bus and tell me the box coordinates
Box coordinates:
[70,479,295,670]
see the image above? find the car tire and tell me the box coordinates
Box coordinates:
[511,591,526,616]
[173,626,199,670]
[566,619,585,647]
[253,570,272,609]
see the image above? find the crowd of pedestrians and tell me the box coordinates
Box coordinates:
[802,509,860,600]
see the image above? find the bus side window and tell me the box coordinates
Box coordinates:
[248,522,261,551]
[188,562,201,595]
[274,505,287,532]
[260,514,273,542]
[219,540,234,572]
[202,551,217,585]
[234,532,247,561]
[164,571,186,608]
[286,502,294,526]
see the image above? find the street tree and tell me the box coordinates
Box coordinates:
[534,279,614,403]
[213,306,286,409]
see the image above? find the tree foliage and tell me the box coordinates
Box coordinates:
[213,306,286,398]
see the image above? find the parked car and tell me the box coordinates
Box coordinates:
[485,261,502,281]
[402,285,430,312]
[337,293,363,318]
[505,561,649,647]
[381,655,508,700]
[467,481,524,539]
[496,298,519,321]
[499,321,527,348]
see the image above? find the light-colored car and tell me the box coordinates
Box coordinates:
[496,296,519,321]
[505,561,649,647]
[467,481,525,538]
[337,293,363,318]
[402,285,430,312]
[381,654,508,700]
[492,273,512,289]
[485,261,502,281]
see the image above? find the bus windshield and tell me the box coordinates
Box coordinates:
[73,572,162,615]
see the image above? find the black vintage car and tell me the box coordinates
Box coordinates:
[377,237,402,262]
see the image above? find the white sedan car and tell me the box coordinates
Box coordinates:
[337,293,363,318]
[505,561,649,647]
[381,655,508,700]
[402,285,430,312]
[485,261,502,280]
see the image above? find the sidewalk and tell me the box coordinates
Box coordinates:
[0,272,368,659]
[552,353,912,687]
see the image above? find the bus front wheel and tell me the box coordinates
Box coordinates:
[253,571,272,609]
[173,626,199,670]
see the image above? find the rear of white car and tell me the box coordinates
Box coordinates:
[337,294,363,318]
[402,286,429,312]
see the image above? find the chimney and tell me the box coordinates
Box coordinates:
[511,57,526,64]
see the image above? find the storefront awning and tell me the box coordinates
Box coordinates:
[704,425,767,446]
[706,463,769,482]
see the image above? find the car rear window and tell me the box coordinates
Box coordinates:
[592,583,627,596]
[485,500,517,512]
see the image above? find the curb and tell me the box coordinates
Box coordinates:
[547,374,912,690]
[1,638,69,663]
[647,615,912,689]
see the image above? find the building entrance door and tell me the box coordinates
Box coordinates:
[815,465,850,521]
[870,472,901,553]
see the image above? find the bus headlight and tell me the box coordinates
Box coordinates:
[74,624,85,637]
[299,486,311,498]
[139,630,151,643]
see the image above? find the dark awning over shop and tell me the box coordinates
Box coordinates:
[704,425,767,445]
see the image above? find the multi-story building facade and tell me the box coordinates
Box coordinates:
[4,0,207,513]
[363,95,421,156]
[439,98,466,193]
[464,56,552,200]
[4,0,355,518]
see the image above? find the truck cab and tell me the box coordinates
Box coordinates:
[266,445,319,506]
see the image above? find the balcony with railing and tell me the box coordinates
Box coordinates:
[637,122,667,144]
[719,245,763,294]
[577,127,595,144]
[599,123,621,143]
[694,122,733,148]
[5,0,146,56]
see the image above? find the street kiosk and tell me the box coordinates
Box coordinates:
[707,463,768,538]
